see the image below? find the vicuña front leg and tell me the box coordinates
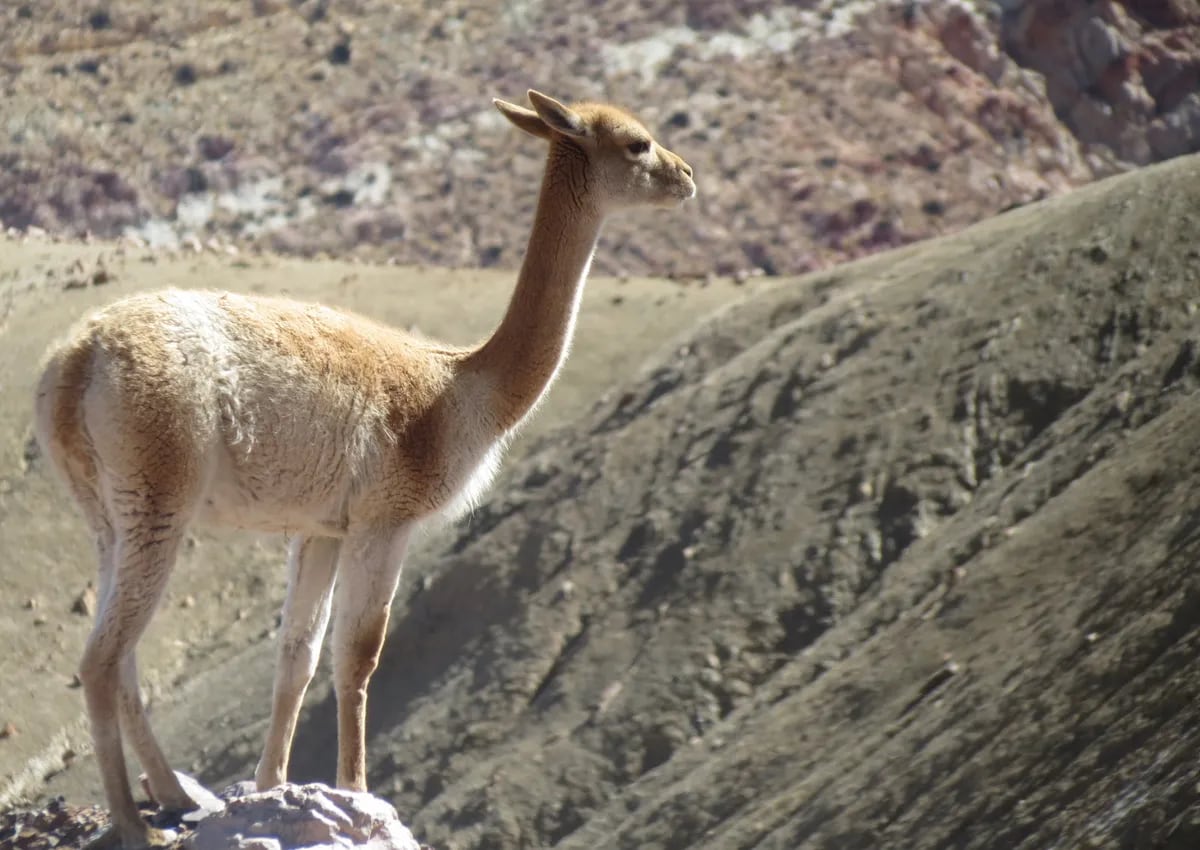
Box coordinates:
[331,528,411,791]
[256,536,341,790]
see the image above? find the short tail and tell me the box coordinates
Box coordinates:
[34,328,98,493]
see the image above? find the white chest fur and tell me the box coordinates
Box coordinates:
[440,441,506,522]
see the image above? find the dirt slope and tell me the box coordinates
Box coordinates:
[31,154,1200,849]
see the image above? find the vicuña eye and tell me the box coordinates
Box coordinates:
[627,140,650,155]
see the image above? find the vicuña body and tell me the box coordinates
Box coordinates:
[34,91,694,849]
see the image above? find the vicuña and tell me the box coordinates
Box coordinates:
[34,90,695,849]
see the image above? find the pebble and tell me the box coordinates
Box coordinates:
[71,584,96,617]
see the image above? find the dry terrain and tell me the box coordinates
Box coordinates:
[4,1,1200,849]
[7,151,1200,850]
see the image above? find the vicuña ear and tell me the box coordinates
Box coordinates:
[494,98,554,140]
[527,90,587,138]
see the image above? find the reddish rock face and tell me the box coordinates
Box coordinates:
[1001,0,1200,163]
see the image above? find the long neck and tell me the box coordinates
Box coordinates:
[462,146,603,432]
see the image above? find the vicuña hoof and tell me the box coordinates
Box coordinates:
[139,772,196,813]
[140,770,225,819]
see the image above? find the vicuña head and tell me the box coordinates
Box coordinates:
[495,90,696,210]
[34,90,692,850]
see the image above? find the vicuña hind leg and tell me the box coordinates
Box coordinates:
[81,503,190,850]
[53,463,177,850]
[332,527,411,790]
[256,535,341,790]
[119,651,195,811]
[91,524,192,829]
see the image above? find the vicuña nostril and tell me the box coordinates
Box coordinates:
[680,162,694,178]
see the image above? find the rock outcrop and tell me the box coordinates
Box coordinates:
[0,781,422,850]
[1000,0,1200,162]
[188,784,420,850]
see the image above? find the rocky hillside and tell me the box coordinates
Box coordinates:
[0,0,1196,278]
[31,152,1200,849]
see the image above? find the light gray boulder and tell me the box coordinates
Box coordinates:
[185,783,419,850]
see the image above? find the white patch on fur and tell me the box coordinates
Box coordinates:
[443,440,507,523]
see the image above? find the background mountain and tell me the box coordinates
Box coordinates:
[0,0,1196,277]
